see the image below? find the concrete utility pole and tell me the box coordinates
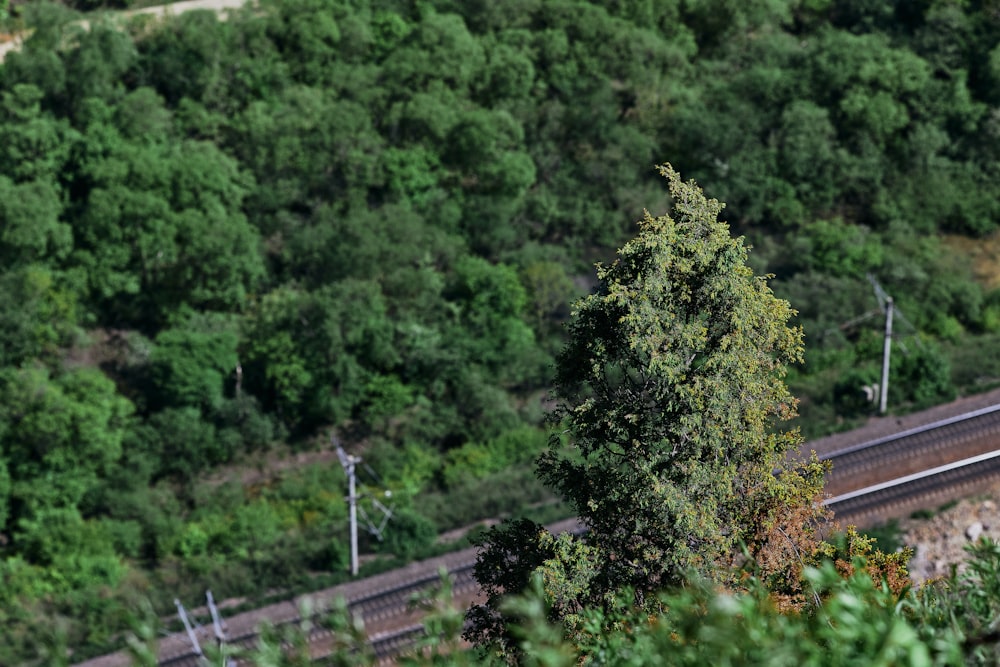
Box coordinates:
[206,590,237,667]
[206,590,225,643]
[336,440,360,576]
[880,296,894,415]
[175,599,204,663]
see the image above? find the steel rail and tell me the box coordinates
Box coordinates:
[826,449,1000,523]
[821,403,1000,483]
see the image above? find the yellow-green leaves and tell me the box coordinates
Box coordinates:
[539,164,809,599]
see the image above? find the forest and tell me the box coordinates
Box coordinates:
[1,0,1000,663]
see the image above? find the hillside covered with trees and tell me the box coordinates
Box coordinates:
[2,0,1000,662]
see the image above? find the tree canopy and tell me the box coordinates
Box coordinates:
[549,164,807,582]
[468,166,830,654]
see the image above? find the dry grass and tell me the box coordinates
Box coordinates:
[943,233,1000,290]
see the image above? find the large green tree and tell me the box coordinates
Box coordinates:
[468,165,827,652]
[0,366,133,531]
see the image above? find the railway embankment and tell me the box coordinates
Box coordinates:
[76,387,1000,665]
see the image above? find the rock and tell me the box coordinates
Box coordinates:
[900,481,1000,584]
[966,521,984,542]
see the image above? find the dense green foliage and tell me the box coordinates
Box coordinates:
[2,0,1000,662]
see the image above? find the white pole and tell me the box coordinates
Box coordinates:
[348,454,359,576]
[175,599,203,659]
[206,590,225,642]
[879,297,893,415]
[330,435,361,577]
[335,440,361,576]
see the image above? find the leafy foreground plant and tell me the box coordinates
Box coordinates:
[216,542,1000,666]
[500,540,1000,666]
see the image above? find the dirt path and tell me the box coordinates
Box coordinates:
[0,0,253,62]
[124,0,250,20]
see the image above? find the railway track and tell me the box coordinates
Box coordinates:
[76,399,1000,667]
[815,403,1000,524]
[131,558,489,667]
[825,449,1000,525]
[819,403,1000,497]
